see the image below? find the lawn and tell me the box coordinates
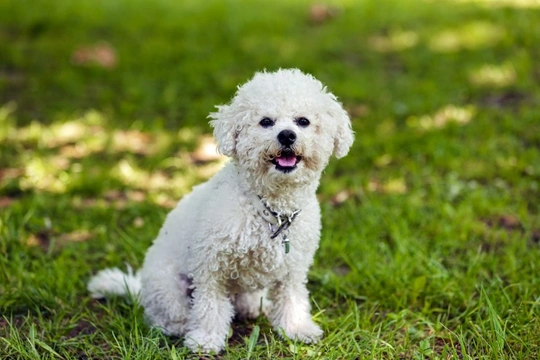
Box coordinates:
[1,0,539,358]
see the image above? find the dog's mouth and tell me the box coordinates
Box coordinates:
[270,148,302,173]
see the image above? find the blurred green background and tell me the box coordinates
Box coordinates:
[1,0,539,358]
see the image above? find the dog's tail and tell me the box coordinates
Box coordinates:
[87,265,141,301]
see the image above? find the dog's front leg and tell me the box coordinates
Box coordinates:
[267,278,323,343]
[183,283,234,354]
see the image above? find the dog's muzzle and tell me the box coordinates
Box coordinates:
[271,147,301,173]
[271,130,301,173]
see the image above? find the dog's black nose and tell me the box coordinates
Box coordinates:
[278,130,296,146]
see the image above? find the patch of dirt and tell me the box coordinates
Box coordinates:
[333,264,351,277]
[482,214,540,250]
[0,315,28,337]
[530,230,540,246]
[478,91,527,109]
[484,214,523,232]
[228,320,257,347]
[66,320,97,338]
[433,337,464,359]
[25,228,94,251]
[0,69,25,85]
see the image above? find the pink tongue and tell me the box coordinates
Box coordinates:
[277,155,297,167]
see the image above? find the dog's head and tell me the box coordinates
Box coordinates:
[210,69,354,186]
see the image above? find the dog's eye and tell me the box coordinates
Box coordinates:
[259,117,275,128]
[295,117,310,127]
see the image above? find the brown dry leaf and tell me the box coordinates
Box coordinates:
[331,190,351,206]
[25,234,41,247]
[497,215,522,230]
[347,104,370,118]
[309,3,339,24]
[72,42,117,69]
[103,190,130,209]
[154,193,177,209]
[112,130,153,155]
[127,190,146,202]
[24,231,52,249]
[58,230,93,243]
[59,144,93,158]
[104,189,123,201]
[72,197,97,209]
[0,168,24,181]
[0,197,15,208]
[133,217,145,228]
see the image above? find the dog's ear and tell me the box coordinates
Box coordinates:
[328,99,354,159]
[209,105,238,157]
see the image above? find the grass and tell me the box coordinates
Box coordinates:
[1,0,539,358]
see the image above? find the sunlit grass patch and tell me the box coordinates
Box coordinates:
[469,62,517,87]
[0,106,226,203]
[451,0,540,8]
[428,21,506,53]
[406,104,476,131]
[368,29,419,53]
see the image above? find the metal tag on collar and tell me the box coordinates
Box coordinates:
[282,234,290,254]
[270,209,300,239]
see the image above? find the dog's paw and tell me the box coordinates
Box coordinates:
[277,318,323,344]
[155,320,186,337]
[184,329,226,354]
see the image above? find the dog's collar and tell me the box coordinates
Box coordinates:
[250,195,300,254]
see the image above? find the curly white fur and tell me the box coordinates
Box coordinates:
[88,68,354,353]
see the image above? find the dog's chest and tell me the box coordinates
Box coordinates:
[216,230,288,291]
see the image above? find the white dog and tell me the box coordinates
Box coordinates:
[88,68,354,353]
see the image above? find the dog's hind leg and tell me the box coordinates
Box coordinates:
[140,269,192,336]
[183,282,235,353]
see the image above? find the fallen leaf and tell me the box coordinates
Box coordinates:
[0,197,15,208]
[133,217,145,228]
[309,3,339,24]
[347,104,370,118]
[24,230,52,249]
[0,168,24,181]
[331,190,351,206]
[104,189,123,201]
[112,130,153,154]
[333,264,351,276]
[126,190,146,202]
[72,42,117,69]
[58,230,93,243]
